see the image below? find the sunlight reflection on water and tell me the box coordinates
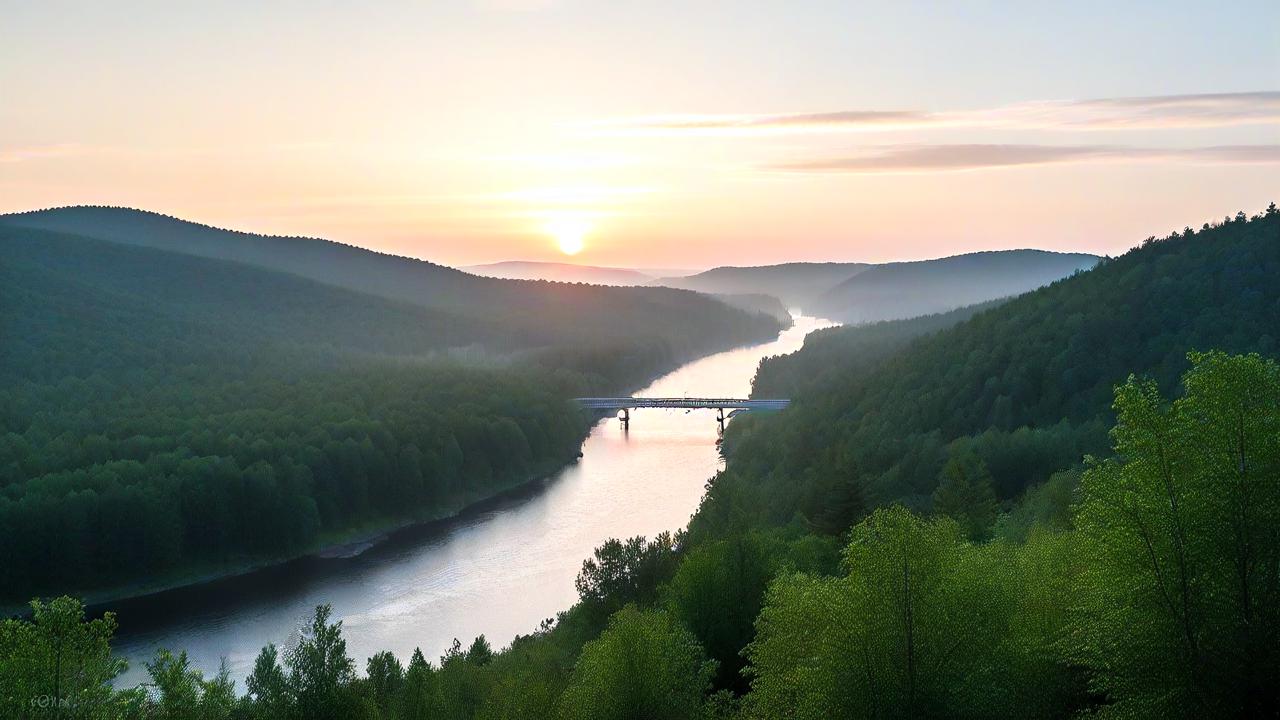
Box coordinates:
[109,314,834,687]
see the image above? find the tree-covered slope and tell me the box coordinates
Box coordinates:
[0,206,783,354]
[0,222,782,604]
[655,262,869,309]
[1,228,521,385]
[715,208,1278,532]
[7,209,1278,719]
[813,249,1098,323]
[752,298,1008,399]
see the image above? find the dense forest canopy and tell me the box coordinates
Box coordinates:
[3,206,1277,719]
[751,298,1008,399]
[715,208,1278,532]
[0,220,782,605]
[0,206,783,354]
[7,349,1276,719]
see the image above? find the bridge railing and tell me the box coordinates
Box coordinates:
[573,397,790,410]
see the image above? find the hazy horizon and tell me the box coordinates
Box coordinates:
[3,1,1277,268]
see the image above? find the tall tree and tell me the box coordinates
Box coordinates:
[743,507,1021,719]
[558,606,714,720]
[931,451,999,540]
[1071,351,1280,717]
[0,597,127,719]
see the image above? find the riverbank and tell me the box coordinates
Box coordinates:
[99,313,825,689]
[1,454,582,618]
[6,331,788,617]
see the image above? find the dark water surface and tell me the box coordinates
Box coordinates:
[107,315,832,688]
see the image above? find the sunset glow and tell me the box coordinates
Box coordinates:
[1,2,1276,268]
[545,213,591,256]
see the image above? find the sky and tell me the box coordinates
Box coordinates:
[2,1,1277,269]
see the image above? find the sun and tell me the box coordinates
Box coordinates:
[544,214,592,256]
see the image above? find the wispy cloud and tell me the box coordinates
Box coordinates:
[596,92,1280,135]
[767,144,1280,174]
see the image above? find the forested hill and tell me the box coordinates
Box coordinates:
[0,206,782,351]
[8,209,1278,719]
[0,225,779,390]
[812,249,1098,323]
[654,262,869,308]
[719,208,1278,532]
[1,228,521,385]
[751,298,1008,398]
[0,221,781,605]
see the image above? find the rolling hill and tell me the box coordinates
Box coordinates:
[811,249,1099,323]
[713,208,1278,535]
[656,251,1097,321]
[0,206,780,353]
[654,262,870,309]
[0,217,784,605]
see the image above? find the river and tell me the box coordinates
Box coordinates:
[108,314,832,688]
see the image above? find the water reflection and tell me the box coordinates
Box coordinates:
[107,315,833,687]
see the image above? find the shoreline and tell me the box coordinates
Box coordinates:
[4,323,791,618]
[3,454,583,618]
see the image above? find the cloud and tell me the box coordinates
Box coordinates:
[599,92,1280,135]
[614,110,940,135]
[1000,92,1280,129]
[767,143,1280,174]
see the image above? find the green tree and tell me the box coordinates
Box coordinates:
[743,507,1020,719]
[931,451,999,540]
[285,604,356,719]
[144,649,235,719]
[575,534,679,625]
[1071,351,1280,717]
[245,644,290,718]
[397,648,437,720]
[666,534,772,692]
[365,650,404,714]
[558,606,715,720]
[0,596,127,719]
[244,604,357,719]
[466,635,494,666]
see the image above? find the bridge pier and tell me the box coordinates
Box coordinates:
[575,397,790,432]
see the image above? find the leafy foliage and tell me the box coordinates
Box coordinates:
[1070,351,1280,717]
[5,207,1279,719]
[0,597,128,719]
[557,606,715,720]
[0,222,780,603]
[720,208,1279,532]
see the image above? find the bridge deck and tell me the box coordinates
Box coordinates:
[574,397,789,410]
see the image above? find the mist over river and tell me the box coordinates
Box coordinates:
[107,315,833,688]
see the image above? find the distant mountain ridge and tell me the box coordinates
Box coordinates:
[656,251,1097,322]
[813,249,1099,323]
[728,208,1278,527]
[655,262,870,309]
[0,211,789,605]
[0,206,783,354]
[462,260,653,286]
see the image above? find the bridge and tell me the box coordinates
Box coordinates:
[574,397,790,429]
